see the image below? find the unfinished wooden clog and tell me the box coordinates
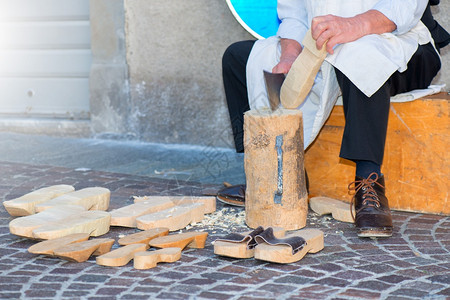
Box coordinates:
[96,243,148,267]
[53,238,115,262]
[28,233,90,255]
[133,195,216,214]
[110,199,174,227]
[149,231,208,250]
[3,185,75,216]
[309,196,354,223]
[136,203,204,231]
[32,210,111,239]
[35,187,110,212]
[9,205,86,238]
[254,228,324,264]
[118,228,169,246]
[214,227,286,259]
[281,29,327,109]
[134,247,181,269]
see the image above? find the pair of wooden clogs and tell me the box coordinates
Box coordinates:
[28,228,208,269]
[214,226,324,264]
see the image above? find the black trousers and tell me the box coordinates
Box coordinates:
[222,41,440,165]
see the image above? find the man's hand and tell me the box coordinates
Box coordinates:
[311,10,397,54]
[272,38,302,74]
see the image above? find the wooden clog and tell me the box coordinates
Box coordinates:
[149,231,208,250]
[35,187,110,212]
[136,203,205,231]
[254,228,324,264]
[133,195,216,214]
[3,185,75,216]
[32,210,111,239]
[134,247,181,269]
[9,205,86,238]
[96,243,148,267]
[53,238,115,262]
[118,228,169,246]
[214,227,286,259]
[309,196,354,223]
[28,233,90,255]
[110,199,174,227]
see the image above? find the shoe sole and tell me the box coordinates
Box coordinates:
[357,227,393,238]
[216,195,245,207]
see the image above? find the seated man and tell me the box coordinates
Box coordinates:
[221,0,448,237]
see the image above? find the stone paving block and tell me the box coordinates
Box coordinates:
[338,288,381,299]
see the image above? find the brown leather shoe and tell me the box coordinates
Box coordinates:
[216,184,245,207]
[349,173,393,238]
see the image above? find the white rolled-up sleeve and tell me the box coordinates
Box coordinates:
[276,0,309,45]
[371,0,428,35]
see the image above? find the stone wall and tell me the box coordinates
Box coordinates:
[89,0,449,148]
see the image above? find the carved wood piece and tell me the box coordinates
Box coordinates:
[110,199,174,227]
[133,196,216,214]
[309,196,354,223]
[96,243,149,267]
[134,247,182,270]
[53,238,115,262]
[28,233,90,255]
[149,231,208,250]
[3,185,75,216]
[118,228,170,246]
[35,187,110,212]
[254,229,324,264]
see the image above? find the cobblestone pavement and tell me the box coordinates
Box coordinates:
[0,160,449,299]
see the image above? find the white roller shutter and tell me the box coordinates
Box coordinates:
[0,0,91,119]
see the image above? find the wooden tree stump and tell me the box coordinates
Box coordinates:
[244,108,308,230]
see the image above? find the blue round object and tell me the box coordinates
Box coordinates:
[226,0,280,39]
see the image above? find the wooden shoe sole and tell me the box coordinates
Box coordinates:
[53,238,115,262]
[118,228,169,246]
[96,243,149,267]
[149,231,208,250]
[28,233,90,255]
[254,229,324,264]
[309,196,354,223]
[134,247,181,269]
[214,227,286,259]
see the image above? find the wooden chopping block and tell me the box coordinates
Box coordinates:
[35,187,110,212]
[135,203,205,231]
[3,185,75,216]
[133,195,216,214]
[110,198,174,227]
[244,108,308,230]
[9,205,86,238]
[32,210,111,239]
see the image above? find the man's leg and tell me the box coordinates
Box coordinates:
[222,40,255,153]
[335,42,440,238]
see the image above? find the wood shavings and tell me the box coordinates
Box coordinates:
[189,207,246,231]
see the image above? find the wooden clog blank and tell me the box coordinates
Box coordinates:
[96,243,149,267]
[149,231,208,250]
[3,185,75,216]
[32,210,111,240]
[110,199,174,227]
[254,229,324,264]
[53,238,115,262]
[309,196,354,223]
[9,205,86,238]
[214,227,286,259]
[281,29,327,109]
[28,233,90,255]
[133,196,216,214]
[118,228,169,246]
[136,203,205,231]
[35,187,110,212]
[134,247,181,269]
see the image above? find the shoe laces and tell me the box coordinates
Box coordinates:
[348,172,385,221]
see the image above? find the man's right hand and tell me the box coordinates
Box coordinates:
[272,38,303,74]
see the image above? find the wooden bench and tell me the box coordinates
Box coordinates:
[305,92,449,215]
